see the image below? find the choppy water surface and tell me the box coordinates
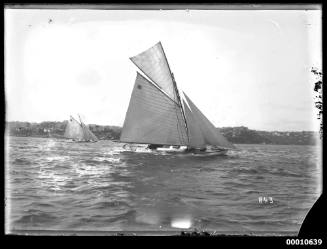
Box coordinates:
[5,137,322,235]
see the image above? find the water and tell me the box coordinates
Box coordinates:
[5,136,322,235]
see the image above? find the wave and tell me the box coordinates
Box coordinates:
[81,157,120,164]
[93,200,130,210]
[45,156,70,162]
[270,168,303,178]
[12,158,32,165]
[17,146,38,149]
[229,167,263,175]
[14,212,58,225]
[229,166,302,178]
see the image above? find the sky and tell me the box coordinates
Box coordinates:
[5,6,322,131]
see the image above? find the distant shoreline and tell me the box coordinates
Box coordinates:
[7,134,120,142]
[6,121,320,146]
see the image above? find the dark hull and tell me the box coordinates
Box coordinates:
[66,138,98,143]
[122,144,229,156]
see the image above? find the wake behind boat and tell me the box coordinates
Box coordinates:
[120,42,235,155]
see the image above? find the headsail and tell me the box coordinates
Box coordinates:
[130,42,178,104]
[81,123,99,142]
[182,99,206,149]
[183,92,236,149]
[78,115,98,141]
[120,72,188,145]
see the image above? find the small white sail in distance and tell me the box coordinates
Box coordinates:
[64,115,98,142]
[78,114,99,142]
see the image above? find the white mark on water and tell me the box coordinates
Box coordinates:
[171,218,192,229]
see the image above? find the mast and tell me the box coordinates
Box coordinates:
[78,114,87,141]
[160,43,190,145]
[78,114,82,125]
[171,73,190,145]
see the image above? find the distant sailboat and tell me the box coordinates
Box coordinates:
[120,42,235,155]
[64,115,98,142]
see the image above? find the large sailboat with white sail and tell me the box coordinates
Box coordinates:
[120,42,235,155]
[64,115,98,142]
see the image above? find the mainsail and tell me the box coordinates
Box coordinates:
[64,117,84,140]
[121,41,235,150]
[64,116,98,142]
[120,72,188,145]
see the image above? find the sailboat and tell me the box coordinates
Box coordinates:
[64,115,98,142]
[120,42,235,155]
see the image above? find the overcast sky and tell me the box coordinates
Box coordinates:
[5,7,322,131]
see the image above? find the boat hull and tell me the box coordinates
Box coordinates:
[65,139,98,143]
[122,144,228,156]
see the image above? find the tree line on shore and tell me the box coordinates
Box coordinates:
[6,121,319,145]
